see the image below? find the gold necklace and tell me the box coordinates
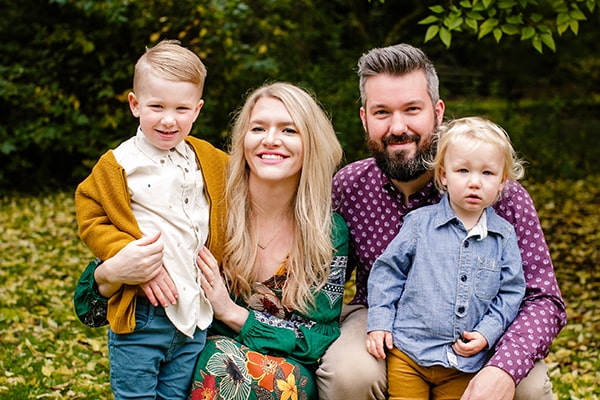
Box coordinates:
[257,225,283,250]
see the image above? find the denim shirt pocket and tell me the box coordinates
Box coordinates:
[473,257,501,300]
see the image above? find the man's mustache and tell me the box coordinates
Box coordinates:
[382,134,419,146]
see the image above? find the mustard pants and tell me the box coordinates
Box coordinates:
[387,348,475,400]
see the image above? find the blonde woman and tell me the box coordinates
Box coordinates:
[190,82,348,399]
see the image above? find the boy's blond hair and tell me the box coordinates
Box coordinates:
[432,116,525,193]
[133,39,207,97]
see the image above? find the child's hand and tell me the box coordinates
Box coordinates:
[140,266,178,307]
[366,330,393,360]
[452,331,488,357]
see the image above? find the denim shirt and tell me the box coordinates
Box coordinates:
[367,194,525,373]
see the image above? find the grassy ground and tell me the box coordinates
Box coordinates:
[0,176,598,399]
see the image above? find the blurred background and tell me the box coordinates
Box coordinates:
[1,0,599,192]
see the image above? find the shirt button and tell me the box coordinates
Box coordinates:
[461,275,467,282]
[184,198,189,204]
[457,306,465,313]
[464,241,470,248]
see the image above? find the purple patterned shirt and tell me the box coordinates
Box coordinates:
[332,158,567,384]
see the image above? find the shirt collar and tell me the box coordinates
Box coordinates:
[467,211,488,240]
[134,127,189,160]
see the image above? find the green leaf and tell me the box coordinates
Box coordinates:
[459,0,473,8]
[557,23,569,35]
[532,35,543,53]
[466,11,484,20]
[429,5,445,13]
[520,26,536,40]
[440,26,452,48]
[541,33,556,52]
[444,14,464,30]
[501,23,520,35]
[493,27,503,42]
[498,0,517,9]
[419,15,440,25]
[424,25,440,43]
[556,12,570,26]
[478,18,498,38]
[570,20,580,35]
[506,14,523,24]
[530,13,543,23]
[569,8,587,21]
[465,17,479,31]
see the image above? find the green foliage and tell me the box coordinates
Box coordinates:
[0,176,597,398]
[419,0,598,53]
[0,0,599,192]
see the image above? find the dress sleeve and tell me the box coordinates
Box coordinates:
[73,258,109,327]
[489,181,567,384]
[217,213,349,365]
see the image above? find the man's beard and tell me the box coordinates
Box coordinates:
[367,131,437,182]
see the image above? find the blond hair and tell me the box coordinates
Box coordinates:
[432,116,525,194]
[224,82,343,313]
[133,39,207,98]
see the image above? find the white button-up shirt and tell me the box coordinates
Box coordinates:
[113,128,212,337]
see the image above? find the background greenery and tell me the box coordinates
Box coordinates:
[1,0,599,191]
[0,0,598,399]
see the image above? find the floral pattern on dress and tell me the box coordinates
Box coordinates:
[204,339,252,400]
[189,336,312,400]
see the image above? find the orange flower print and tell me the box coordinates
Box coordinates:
[276,372,298,400]
[246,351,294,391]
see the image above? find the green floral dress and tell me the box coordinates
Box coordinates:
[189,213,348,400]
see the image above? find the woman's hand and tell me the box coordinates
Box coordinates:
[197,246,249,332]
[94,232,167,297]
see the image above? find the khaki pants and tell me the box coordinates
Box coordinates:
[316,305,554,400]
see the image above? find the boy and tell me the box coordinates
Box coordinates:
[367,117,526,399]
[75,40,226,399]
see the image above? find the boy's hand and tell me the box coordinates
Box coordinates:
[140,266,178,307]
[366,330,393,359]
[452,331,488,357]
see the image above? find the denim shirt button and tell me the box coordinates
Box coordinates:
[464,241,470,248]
[457,306,465,314]
[460,274,467,282]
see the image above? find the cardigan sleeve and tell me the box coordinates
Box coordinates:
[212,213,349,365]
[75,150,142,259]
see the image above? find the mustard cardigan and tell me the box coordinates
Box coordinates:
[75,136,228,334]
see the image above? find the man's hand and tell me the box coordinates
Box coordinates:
[460,366,516,400]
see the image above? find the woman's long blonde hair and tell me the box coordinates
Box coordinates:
[223,82,343,313]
